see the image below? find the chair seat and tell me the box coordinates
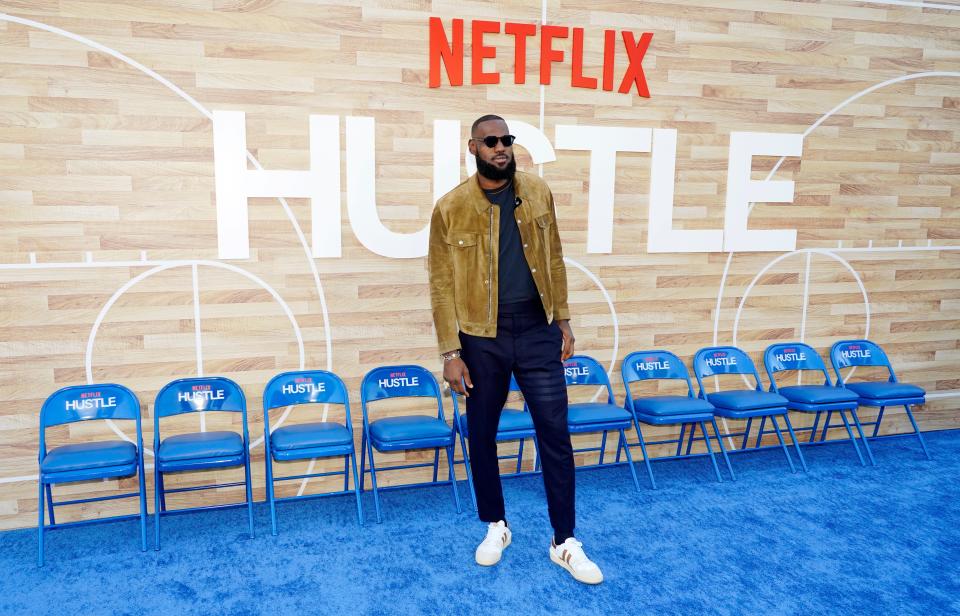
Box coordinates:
[778,385,859,405]
[844,382,925,401]
[632,395,715,416]
[271,422,352,451]
[459,408,534,437]
[707,390,788,411]
[369,415,452,443]
[567,403,633,426]
[157,431,244,462]
[41,440,137,473]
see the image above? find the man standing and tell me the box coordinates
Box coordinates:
[427,115,603,584]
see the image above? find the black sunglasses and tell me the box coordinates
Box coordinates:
[472,134,516,148]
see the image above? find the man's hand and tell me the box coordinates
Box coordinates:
[443,356,473,397]
[558,319,575,360]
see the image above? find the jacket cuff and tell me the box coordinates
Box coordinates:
[437,338,461,356]
[554,306,571,321]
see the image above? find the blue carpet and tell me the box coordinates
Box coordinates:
[2,430,959,616]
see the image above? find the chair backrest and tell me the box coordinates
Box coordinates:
[154,377,247,419]
[764,342,832,390]
[621,350,696,403]
[692,346,762,395]
[262,369,352,430]
[263,370,350,410]
[829,339,895,383]
[40,384,142,454]
[360,364,445,421]
[563,355,614,405]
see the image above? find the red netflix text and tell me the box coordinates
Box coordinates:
[428,17,653,97]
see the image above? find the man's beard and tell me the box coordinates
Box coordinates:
[475,154,516,181]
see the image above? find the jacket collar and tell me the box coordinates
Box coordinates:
[468,171,529,216]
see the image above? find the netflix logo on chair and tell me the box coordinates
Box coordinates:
[841,344,871,360]
[635,356,670,372]
[378,371,420,389]
[177,384,225,403]
[65,390,117,411]
[564,361,590,379]
[282,377,326,396]
[706,351,737,368]
[428,17,653,97]
[775,348,807,364]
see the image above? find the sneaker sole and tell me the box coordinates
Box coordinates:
[550,550,603,584]
[476,533,511,566]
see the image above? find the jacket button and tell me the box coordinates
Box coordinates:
[484,280,489,284]
[516,219,521,224]
[540,293,544,297]
[531,268,537,273]
[523,243,528,248]
[458,240,463,245]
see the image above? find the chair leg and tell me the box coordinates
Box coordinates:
[819,411,833,442]
[782,414,808,473]
[618,429,641,492]
[599,430,608,465]
[903,404,931,460]
[685,424,696,456]
[634,420,656,489]
[37,480,45,567]
[699,421,723,482]
[432,448,440,483]
[349,450,364,526]
[359,431,367,493]
[516,438,525,474]
[445,444,462,513]
[615,431,625,465]
[157,470,167,512]
[754,416,767,449]
[154,467,162,551]
[265,454,278,536]
[343,455,350,492]
[838,410,866,466]
[849,409,876,466]
[676,423,686,457]
[366,437,383,524]
[809,411,822,443]
[741,417,754,450]
[243,455,255,539]
[872,407,885,438]
[770,415,796,473]
[456,426,478,512]
[137,452,148,551]
[711,418,736,481]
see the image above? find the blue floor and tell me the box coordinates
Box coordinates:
[2,429,959,616]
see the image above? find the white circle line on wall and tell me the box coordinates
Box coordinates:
[0,11,335,374]
[85,260,306,456]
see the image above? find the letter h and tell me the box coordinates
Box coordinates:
[213,110,341,259]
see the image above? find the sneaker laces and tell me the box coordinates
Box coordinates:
[481,521,508,546]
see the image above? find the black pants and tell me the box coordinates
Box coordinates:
[459,299,575,541]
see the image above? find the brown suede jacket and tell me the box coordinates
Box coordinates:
[428,171,571,355]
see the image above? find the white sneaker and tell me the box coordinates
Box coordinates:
[550,537,604,584]
[475,520,512,566]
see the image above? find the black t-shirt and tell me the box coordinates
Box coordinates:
[484,182,539,305]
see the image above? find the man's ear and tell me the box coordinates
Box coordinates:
[468,140,477,156]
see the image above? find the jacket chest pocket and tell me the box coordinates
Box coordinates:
[534,214,553,264]
[445,231,481,270]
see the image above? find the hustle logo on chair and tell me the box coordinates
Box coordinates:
[64,390,118,411]
[281,377,327,396]
[377,371,421,389]
[705,351,737,368]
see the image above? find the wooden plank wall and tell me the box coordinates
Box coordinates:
[0,0,958,529]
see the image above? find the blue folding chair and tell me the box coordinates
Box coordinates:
[563,355,641,491]
[359,365,461,523]
[618,350,734,488]
[37,384,147,566]
[693,346,802,473]
[764,343,866,468]
[453,374,541,510]
[263,370,363,534]
[153,377,254,549]
[830,339,930,461]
